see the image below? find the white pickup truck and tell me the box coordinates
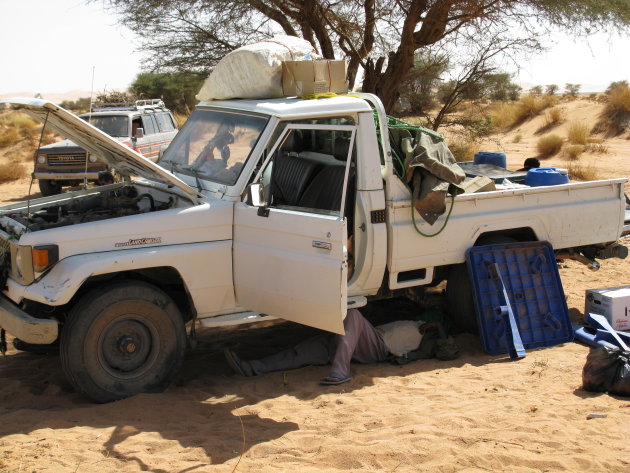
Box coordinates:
[0,95,627,402]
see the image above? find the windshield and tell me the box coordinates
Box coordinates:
[159,108,269,185]
[81,115,130,137]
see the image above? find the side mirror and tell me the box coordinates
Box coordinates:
[246,183,265,207]
[134,127,145,139]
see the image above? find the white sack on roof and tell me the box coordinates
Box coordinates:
[196,35,320,101]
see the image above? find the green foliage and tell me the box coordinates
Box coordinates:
[545,84,559,95]
[437,73,520,103]
[529,85,543,95]
[59,97,91,111]
[399,52,449,113]
[130,72,206,115]
[564,83,581,97]
[94,90,137,105]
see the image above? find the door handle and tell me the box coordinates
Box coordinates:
[312,240,332,250]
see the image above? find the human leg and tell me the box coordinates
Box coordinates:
[328,309,389,380]
[225,333,335,376]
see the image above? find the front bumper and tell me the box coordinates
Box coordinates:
[34,171,100,180]
[0,296,58,344]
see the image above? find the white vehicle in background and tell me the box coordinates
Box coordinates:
[33,100,178,196]
[0,95,626,402]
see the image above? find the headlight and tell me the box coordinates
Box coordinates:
[37,155,46,164]
[88,154,98,163]
[14,249,24,277]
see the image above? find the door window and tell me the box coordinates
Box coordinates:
[155,112,176,132]
[256,122,356,218]
[141,115,157,135]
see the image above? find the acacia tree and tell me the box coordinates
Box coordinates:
[99,0,630,112]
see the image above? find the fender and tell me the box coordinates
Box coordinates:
[6,241,235,313]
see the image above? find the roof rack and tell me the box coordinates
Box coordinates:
[91,99,166,112]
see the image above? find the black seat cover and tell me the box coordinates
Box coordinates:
[271,153,321,206]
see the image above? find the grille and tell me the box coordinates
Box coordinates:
[45,153,88,166]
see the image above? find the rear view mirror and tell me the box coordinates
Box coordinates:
[135,127,145,139]
[247,183,265,207]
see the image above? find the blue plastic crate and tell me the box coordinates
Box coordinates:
[466,241,573,356]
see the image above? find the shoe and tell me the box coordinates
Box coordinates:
[224,349,254,377]
[320,375,352,386]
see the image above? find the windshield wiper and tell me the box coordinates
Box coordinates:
[183,165,207,192]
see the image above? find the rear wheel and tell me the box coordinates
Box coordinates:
[38,179,62,196]
[60,280,186,403]
[446,235,518,333]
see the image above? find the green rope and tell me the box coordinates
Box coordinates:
[372,112,456,237]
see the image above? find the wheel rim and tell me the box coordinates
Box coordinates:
[98,315,160,379]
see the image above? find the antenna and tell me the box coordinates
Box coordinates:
[84,66,96,189]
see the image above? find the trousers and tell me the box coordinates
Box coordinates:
[248,309,389,379]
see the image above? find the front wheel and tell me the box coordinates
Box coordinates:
[38,179,62,196]
[60,280,186,403]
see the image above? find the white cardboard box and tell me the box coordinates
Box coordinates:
[585,286,630,331]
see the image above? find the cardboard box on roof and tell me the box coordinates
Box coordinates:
[585,285,630,331]
[282,60,348,96]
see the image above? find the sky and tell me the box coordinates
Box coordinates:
[0,0,629,97]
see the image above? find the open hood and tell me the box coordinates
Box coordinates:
[1,97,201,202]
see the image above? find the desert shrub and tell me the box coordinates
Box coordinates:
[544,107,565,127]
[567,121,590,144]
[0,162,27,183]
[0,111,38,130]
[585,142,609,154]
[545,84,559,95]
[515,95,547,121]
[0,128,20,148]
[513,133,522,143]
[173,113,189,129]
[567,162,598,181]
[564,144,584,160]
[489,102,518,129]
[564,83,581,97]
[594,82,630,135]
[447,135,480,162]
[529,85,543,95]
[541,95,559,108]
[536,134,563,157]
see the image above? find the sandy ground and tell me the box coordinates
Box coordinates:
[0,99,629,472]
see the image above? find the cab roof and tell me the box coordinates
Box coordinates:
[197,95,373,118]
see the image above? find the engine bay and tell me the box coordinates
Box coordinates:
[0,183,185,233]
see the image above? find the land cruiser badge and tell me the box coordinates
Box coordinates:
[115,237,162,248]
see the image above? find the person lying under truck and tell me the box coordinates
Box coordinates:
[224,309,447,385]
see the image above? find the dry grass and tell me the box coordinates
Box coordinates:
[0,128,19,148]
[544,107,565,127]
[0,162,27,183]
[490,95,552,130]
[0,111,38,130]
[595,83,630,135]
[173,113,189,129]
[513,133,522,143]
[564,144,584,160]
[536,134,564,157]
[567,162,599,181]
[585,142,609,154]
[447,135,480,162]
[567,121,590,145]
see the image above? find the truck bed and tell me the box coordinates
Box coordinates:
[387,178,627,276]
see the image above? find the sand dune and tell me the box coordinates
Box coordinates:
[0,98,628,472]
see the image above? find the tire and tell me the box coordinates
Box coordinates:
[446,235,517,334]
[38,179,62,196]
[60,280,186,403]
